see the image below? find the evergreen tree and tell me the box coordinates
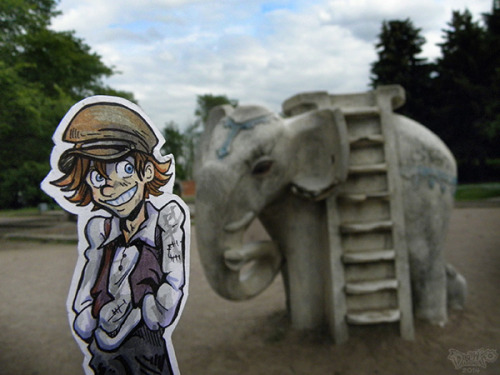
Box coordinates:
[482,1,500,165]
[433,9,491,181]
[370,19,434,124]
[371,6,500,181]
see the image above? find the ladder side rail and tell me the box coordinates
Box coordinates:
[376,88,415,340]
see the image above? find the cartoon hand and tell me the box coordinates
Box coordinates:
[74,306,97,340]
[99,297,132,334]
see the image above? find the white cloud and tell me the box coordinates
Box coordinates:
[51,0,494,130]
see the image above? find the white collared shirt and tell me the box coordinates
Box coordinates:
[72,200,187,349]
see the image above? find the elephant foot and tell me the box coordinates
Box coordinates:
[446,264,467,310]
[415,309,447,327]
[412,268,448,326]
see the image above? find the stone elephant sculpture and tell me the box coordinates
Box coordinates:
[194,86,466,339]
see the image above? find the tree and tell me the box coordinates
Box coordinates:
[0,0,56,53]
[161,94,238,183]
[432,9,492,181]
[162,122,188,181]
[0,61,52,207]
[370,19,434,124]
[191,94,238,176]
[371,7,500,182]
[182,121,203,180]
[482,1,500,164]
[0,0,135,208]
[194,94,238,124]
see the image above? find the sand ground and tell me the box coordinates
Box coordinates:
[0,205,499,375]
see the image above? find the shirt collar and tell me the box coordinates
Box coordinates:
[100,201,159,248]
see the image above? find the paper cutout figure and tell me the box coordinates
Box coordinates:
[42,96,190,375]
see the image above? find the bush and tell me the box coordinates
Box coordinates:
[0,161,51,208]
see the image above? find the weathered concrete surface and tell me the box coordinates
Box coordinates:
[0,206,499,375]
[195,88,466,338]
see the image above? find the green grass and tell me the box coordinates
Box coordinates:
[0,204,62,217]
[0,207,41,217]
[455,183,500,201]
[1,184,498,216]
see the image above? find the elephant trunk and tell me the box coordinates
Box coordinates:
[195,164,282,301]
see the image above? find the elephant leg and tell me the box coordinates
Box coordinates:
[446,263,467,310]
[409,238,448,325]
[284,245,325,330]
[261,195,327,330]
[402,175,456,325]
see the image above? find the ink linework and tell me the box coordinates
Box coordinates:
[42,96,190,375]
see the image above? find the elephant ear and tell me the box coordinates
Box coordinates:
[205,104,234,132]
[287,108,349,200]
[197,105,235,164]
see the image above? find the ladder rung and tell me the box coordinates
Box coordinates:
[347,309,401,325]
[340,220,393,234]
[345,279,398,294]
[349,163,387,174]
[342,106,380,117]
[343,250,396,264]
[338,191,391,202]
[349,134,384,147]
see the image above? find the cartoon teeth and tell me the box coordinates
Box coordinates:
[105,185,138,206]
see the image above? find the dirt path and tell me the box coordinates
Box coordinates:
[0,206,499,375]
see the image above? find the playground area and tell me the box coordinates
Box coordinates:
[0,204,499,375]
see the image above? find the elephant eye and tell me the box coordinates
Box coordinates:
[251,159,274,176]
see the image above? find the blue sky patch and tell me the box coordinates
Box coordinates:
[260,2,296,14]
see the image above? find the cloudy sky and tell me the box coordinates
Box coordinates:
[52,0,493,130]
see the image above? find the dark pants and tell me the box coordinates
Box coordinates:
[89,323,173,375]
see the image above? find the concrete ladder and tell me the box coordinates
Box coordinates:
[283,85,415,344]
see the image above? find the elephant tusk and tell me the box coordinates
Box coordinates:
[224,211,256,232]
[224,241,281,272]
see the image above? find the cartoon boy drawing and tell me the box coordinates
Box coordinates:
[42,96,189,375]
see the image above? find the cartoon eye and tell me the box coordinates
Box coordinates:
[89,170,106,188]
[116,160,135,178]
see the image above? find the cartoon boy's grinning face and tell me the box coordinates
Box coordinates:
[86,156,154,218]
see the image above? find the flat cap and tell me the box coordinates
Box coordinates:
[59,102,158,172]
